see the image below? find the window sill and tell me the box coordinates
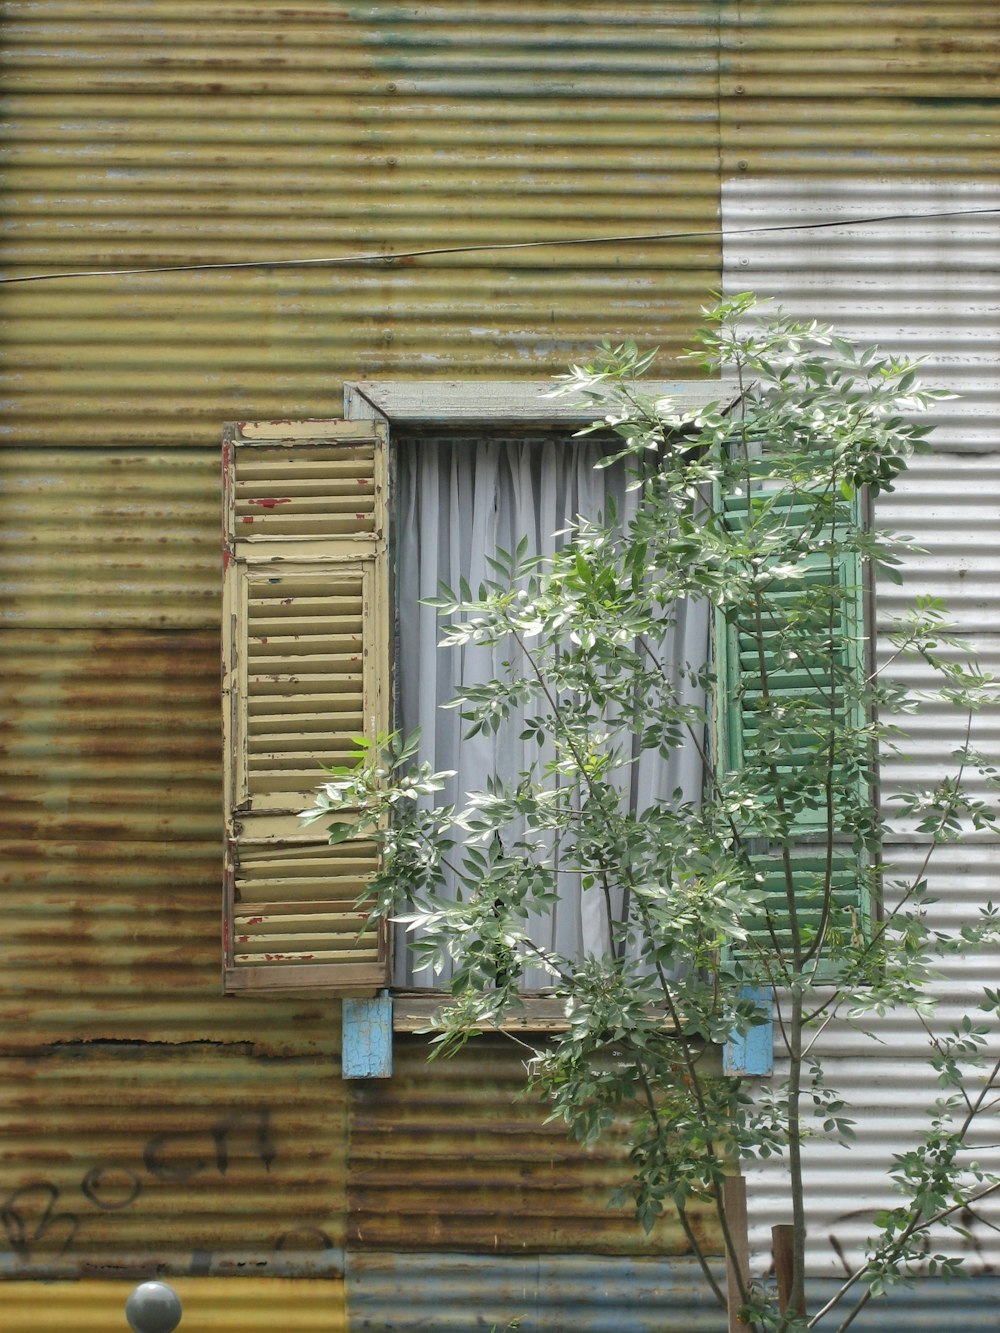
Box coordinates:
[391,992,577,1034]
[390,992,681,1035]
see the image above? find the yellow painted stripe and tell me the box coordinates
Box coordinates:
[1,1278,346,1333]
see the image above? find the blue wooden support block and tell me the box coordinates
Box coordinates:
[723,985,773,1077]
[342,995,393,1078]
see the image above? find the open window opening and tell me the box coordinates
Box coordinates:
[221,376,874,1015]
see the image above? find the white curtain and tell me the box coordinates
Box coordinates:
[394,432,707,988]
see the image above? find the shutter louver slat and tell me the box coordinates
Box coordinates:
[233,444,378,541]
[714,485,873,962]
[243,566,366,798]
[222,420,390,995]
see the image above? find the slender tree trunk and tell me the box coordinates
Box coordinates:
[724,1175,752,1332]
[784,985,808,1327]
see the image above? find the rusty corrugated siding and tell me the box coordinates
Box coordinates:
[720,0,1000,178]
[347,1036,721,1257]
[0,623,357,1049]
[0,0,725,1292]
[0,1045,348,1279]
[0,1,722,449]
[0,451,218,628]
[4,0,994,1313]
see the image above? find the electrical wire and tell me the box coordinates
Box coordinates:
[1,205,999,287]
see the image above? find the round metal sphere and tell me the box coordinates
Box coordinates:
[125,1281,183,1333]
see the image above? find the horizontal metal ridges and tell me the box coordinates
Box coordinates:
[0,627,352,1049]
[0,452,219,629]
[3,1279,345,1332]
[722,180,1000,453]
[719,2,1000,175]
[347,1035,722,1257]
[1,2,721,448]
[0,629,219,842]
[0,1045,349,1279]
[722,157,1000,1282]
[346,1252,723,1332]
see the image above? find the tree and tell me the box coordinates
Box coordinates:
[303,293,1000,1331]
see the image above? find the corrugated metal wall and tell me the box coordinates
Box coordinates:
[717,0,1000,1299]
[720,0,1000,1290]
[719,0,1000,179]
[0,0,721,449]
[722,180,1000,452]
[4,1278,347,1332]
[3,0,1000,1325]
[0,3,724,1324]
[347,1038,713,1257]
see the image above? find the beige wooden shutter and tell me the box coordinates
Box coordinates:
[222,419,390,994]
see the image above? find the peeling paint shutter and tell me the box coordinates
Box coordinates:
[714,488,874,957]
[222,420,390,994]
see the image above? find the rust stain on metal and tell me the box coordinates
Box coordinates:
[347,1036,723,1257]
[0,7,720,450]
[0,1045,350,1279]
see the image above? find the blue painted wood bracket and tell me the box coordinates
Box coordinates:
[723,985,773,1077]
[342,994,393,1078]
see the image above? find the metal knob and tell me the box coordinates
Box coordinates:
[125,1282,183,1333]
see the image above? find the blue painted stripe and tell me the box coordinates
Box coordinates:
[342,995,393,1079]
[723,984,773,1076]
[346,1253,1000,1332]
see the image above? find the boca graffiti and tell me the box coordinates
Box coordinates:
[1,1107,276,1263]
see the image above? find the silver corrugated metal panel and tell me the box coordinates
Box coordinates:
[739,446,1000,1275]
[746,831,1000,1258]
[876,454,1000,627]
[806,1277,1000,1330]
[875,454,1000,822]
[0,1,722,449]
[744,912,1000,1272]
[721,169,1000,1277]
[721,179,1000,452]
[0,452,218,628]
[346,1252,724,1332]
[744,989,1000,1274]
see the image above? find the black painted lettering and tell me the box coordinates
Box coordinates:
[0,1182,79,1259]
[81,1164,143,1212]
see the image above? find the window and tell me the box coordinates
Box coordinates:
[221,379,872,1000]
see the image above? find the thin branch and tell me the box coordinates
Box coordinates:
[810,1182,1000,1329]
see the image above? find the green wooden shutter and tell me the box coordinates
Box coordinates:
[222,420,390,994]
[714,487,874,960]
